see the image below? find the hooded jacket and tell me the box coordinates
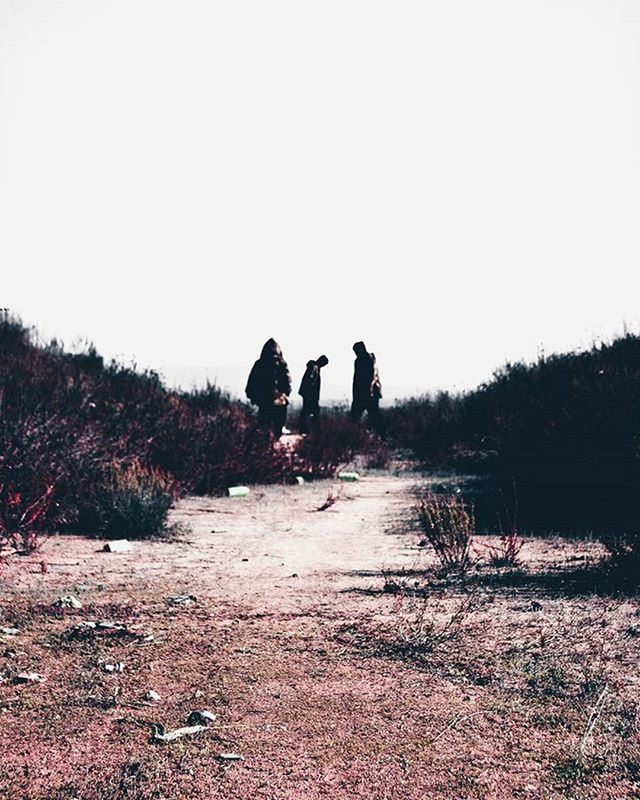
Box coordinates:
[352,342,382,402]
[245,339,292,406]
[299,355,329,405]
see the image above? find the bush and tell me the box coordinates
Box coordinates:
[389,334,640,540]
[417,493,475,573]
[0,315,296,552]
[87,462,177,539]
[0,412,67,557]
[601,532,640,580]
[296,409,389,478]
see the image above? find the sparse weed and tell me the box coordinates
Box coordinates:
[417,493,475,573]
[393,591,477,655]
[481,528,524,567]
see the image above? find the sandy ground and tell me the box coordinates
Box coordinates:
[1,474,639,800]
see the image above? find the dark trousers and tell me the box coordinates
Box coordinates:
[350,396,384,436]
[258,404,287,438]
[300,402,320,434]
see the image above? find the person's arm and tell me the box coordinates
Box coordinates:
[299,369,310,398]
[245,362,259,403]
[370,356,382,398]
[281,362,292,397]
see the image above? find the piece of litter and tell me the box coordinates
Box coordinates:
[167,594,196,606]
[145,690,161,702]
[103,662,125,673]
[337,471,359,482]
[55,595,83,610]
[151,723,206,743]
[102,540,132,553]
[290,573,299,578]
[15,672,45,684]
[295,476,305,485]
[187,710,216,726]
[228,486,250,498]
[218,753,244,761]
[0,628,19,637]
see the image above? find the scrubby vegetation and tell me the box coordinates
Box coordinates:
[387,334,640,571]
[295,409,390,478]
[416,493,475,574]
[0,316,292,549]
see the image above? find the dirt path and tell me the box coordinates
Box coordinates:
[171,474,417,612]
[1,475,637,800]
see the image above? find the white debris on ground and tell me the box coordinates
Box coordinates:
[151,709,217,743]
[102,540,132,553]
[166,595,197,606]
[55,595,83,609]
[14,672,45,684]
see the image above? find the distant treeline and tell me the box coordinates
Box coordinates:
[387,334,640,536]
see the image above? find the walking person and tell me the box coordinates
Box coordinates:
[350,341,384,435]
[245,338,292,437]
[298,354,329,433]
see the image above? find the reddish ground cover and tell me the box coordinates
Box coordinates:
[1,476,639,799]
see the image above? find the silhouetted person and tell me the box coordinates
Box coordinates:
[298,354,329,433]
[351,341,384,435]
[245,338,292,437]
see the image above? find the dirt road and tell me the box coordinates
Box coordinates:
[0,475,637,799]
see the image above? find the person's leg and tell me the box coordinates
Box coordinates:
[367,397,385,437]
[272,405,287,438]
[306,402,320,434]
[300,404,310,434]
[257,405,270,429]
[351,399,364,424]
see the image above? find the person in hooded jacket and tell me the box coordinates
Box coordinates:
[298,354,329,433]
[350,340,384,435]
[245,338,292,437]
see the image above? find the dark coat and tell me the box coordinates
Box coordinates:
[299,361,321,405]
[246,339,292,407]
[352,346,382,402]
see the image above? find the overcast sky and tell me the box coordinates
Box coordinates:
[2,0,640,400]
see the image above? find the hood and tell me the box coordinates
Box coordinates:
[261,338,282,359]
[352,341,368,357]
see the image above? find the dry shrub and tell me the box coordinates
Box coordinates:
[82,461,178,539]
[389,334,640,539]
[601,533,640,583]
[417,493,475,573]
[296,409,389,478]
[0,412,65,558]
[0,316,295,557]
[482,528,524,567]
[393,591,477,655]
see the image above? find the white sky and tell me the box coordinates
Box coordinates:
[2,0,640,400]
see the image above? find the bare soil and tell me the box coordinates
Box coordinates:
[1,475,639,799]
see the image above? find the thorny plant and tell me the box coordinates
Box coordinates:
[417,493,475,573]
